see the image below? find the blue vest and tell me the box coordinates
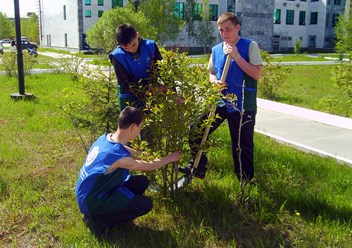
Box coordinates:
[212,38,258,112]
[75,134,132,214]
[110,39,156,92]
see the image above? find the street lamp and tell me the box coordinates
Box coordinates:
[10,0,34,100]
[128,0,147,13]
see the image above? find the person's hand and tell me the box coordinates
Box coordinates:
[213,79,227,91]
[165,151,181,163]
[223,42,240,60]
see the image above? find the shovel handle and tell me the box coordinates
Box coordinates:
[192,55,231,171]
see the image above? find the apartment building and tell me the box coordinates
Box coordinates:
[273,0,347,51]
[37,0,274,52]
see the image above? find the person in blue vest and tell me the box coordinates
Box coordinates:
[179,12,263,182]
[76,106,181,232]
[109,23,163,112]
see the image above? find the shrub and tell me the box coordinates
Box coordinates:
[258,51,291,100]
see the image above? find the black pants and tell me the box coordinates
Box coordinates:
[89,175,152,228]
[190,106,256,181]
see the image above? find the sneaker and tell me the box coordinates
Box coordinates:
[178,165,192,175]
[83,214,108,236]
[178,166,206,179]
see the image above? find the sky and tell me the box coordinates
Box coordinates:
[1,0,37,18]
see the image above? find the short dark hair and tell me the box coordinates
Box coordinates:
[217,12,240,26]
[116,23,137,46]
[118,106,145,129]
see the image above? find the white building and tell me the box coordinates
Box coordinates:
[37,0,275,52]
[273,0,347,51]
[36,0,351,52]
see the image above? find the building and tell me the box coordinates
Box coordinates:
[37,0,275,52]
[273,0,347,51]
[35,0,352,53]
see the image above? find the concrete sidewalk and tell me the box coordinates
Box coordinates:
[255,98,352,166]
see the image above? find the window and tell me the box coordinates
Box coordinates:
[286,10,294,25]
[192,3,202,20]
[300,0,307,1]
[85,10,92,18]
[98,0,104,6]
[332,13,339,27]
[326,13,329,27]
[98,10,104,17]
[85,0,91,5]
[299,11,306,25]
[310,12,318,24]
[64,33,68,47]
[274,9,281,24]
[311,0,318,2]
[209,4,218,21]
[334,0,341,5]
[63,5,66,20]
[174,2,184,19]
[112,0,123,8]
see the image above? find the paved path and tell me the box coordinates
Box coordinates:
[256,99,352,166]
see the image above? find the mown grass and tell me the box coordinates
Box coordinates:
[276,64,352,117]
[1,72,351,247]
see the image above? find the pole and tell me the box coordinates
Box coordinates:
[10,0,34,100]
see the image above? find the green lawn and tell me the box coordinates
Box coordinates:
[276,64,351,117]
[0,72,351,247]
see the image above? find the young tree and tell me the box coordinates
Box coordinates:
[86,7,157,53]
[138,0,185,45]
[194,0,216,53]
[335,1,352,59]
[0,12,14,39]
[184,0,197,48]
[21,13,39,43]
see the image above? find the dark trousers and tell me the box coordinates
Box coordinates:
[89,175,152,228]
[190,106,256,181]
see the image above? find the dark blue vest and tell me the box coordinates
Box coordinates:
[110,39,156,89]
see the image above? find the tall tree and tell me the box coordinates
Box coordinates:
[0,12,14,39]
[138,0,184,45]
[86,7,156,53]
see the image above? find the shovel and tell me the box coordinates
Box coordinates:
[174,54,232,189]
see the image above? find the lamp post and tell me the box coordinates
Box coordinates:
[10,0,34,100]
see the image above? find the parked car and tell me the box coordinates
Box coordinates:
[0,39,11,47]
[19,40,38,50]
[0,44,3,54]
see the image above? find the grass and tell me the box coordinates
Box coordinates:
[274,64,352,117]
[1,71,352,247]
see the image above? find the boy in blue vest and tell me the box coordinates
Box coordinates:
[76,106,181,232]
[180,12,263,182]
[109,23,163,112]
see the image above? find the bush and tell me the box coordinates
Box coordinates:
[0,51,35,76]
[258,51,291,100]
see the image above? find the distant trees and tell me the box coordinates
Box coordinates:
[0,12,14,39]
[138,0,185,46]
[86,7,157,53]
[335,1,352,59]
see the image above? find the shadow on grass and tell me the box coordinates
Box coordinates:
[169,187,291,247]
[86,221,177,247]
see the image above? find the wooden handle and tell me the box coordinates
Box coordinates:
[192,55,231,170]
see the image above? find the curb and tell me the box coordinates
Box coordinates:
[257,98,352,131]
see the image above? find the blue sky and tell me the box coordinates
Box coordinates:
[1,0,37,18]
